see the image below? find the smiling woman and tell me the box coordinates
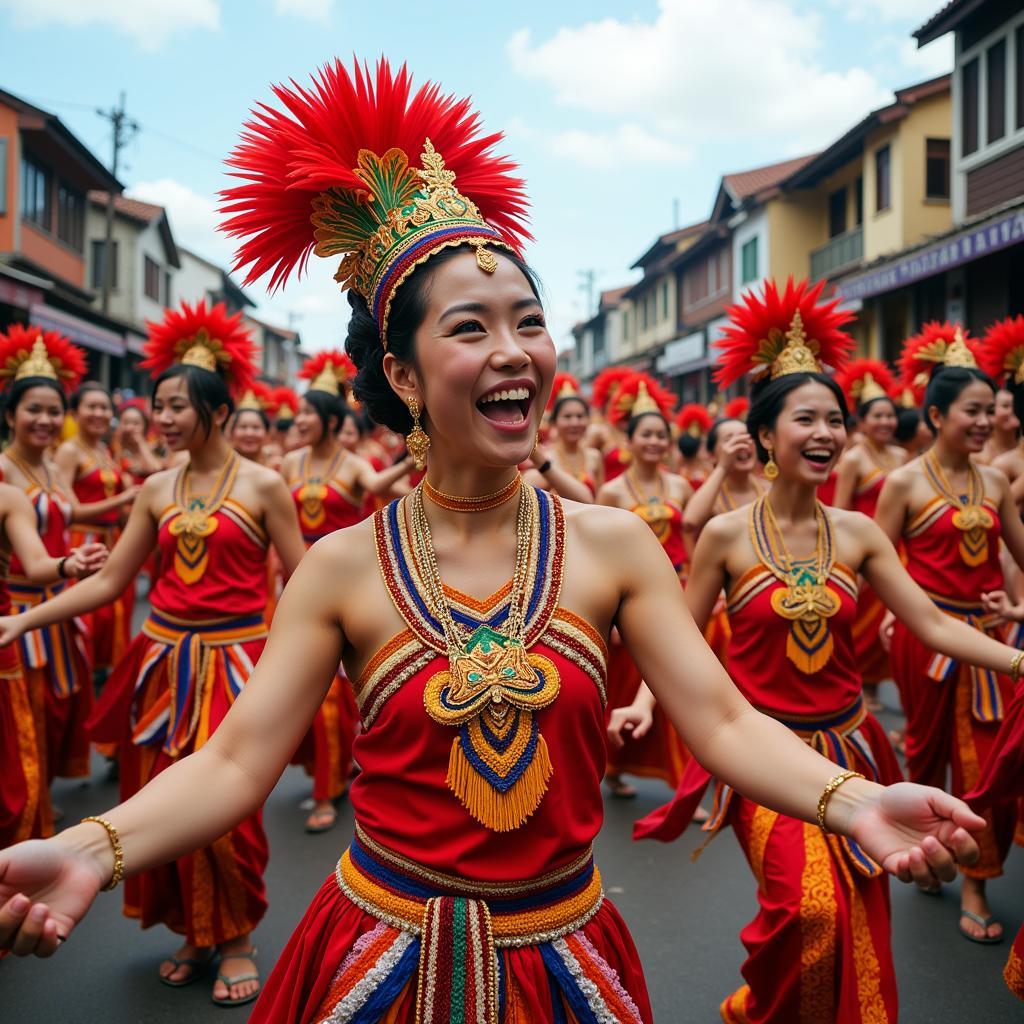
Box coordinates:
[0,60,1002,1024]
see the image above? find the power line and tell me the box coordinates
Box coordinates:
[96,92,139,315]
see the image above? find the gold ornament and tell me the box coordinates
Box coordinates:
[406,396,431,470]
[944,328,977,369]
[764,447,780,480]
[236,389,265,412]
[631,380,661,418]
[310,362,343,396]
[168,453,240,585]
[923,449,993,567]
[854,372,887,405]
[180,336,219,373]
[16,337,59,381]
[770,310,820,379]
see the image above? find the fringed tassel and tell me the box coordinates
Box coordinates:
[786,621,833,675]
[446,732,553,832]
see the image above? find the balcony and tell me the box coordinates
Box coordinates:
[810,227,863,281]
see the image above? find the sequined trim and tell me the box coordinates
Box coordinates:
[799,823,837,1022]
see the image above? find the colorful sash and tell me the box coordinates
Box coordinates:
[130,610,268,755]
[922,590,1006,724]
[8,579,87,698]
[318,825,642,1024]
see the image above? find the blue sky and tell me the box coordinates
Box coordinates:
[0,0,953,353]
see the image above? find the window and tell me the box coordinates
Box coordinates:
[874,145,891,212]
[622,309,630,340]
[854,177,863,226]
[56,184,84,251]
[1017,26,1024,131]
[925,138,951,199]
[660,280,669,320]
[90,240,119,290]
[640,296,648,331]
[19,155,51,230]
[164,271,172,309]
[962,57,980,157]
[740,237,758,285]
[828,187,847,238]
[0,139,6,216]
[987,38,1007,144]
[144,256,161,302]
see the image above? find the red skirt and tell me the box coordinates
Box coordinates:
[292,673,359,803]
[852,581,889,687]
[69,524,134,672]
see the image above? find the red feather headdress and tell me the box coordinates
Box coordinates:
[897,321,978,385]
[723,396,749,421]
[979,315,1024,387]
[299,349,356,398]
[834,358,895,411]
[270,385,300,421]
[607,372,675,428]
[714,278,854,388]
[674,403,713,438]
[0,323,86,394]
[591,366,634,413]
[236,379,275,413]
[142,300,258,397]
[221,58,531,342]
[547,373,584,413]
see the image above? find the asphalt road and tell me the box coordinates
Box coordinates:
[2,684,1022,1023]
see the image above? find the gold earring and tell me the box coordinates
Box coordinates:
[406,396,430,470]
[764,446,779,481]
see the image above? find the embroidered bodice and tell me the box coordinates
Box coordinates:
[630,498,686,574]
[72,445,125,527]
[725,562,862,717]
[290,450,364,544]
[8,484,72,577]
[350,488,609,881]
[852,467,884,517]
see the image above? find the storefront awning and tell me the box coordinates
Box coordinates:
[28,301,126,356]
[657,331,705,374]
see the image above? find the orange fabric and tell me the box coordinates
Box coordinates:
[0,664,53,846]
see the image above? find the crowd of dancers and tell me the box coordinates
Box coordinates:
[0,56,1022,1024]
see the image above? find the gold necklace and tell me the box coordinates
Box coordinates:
[718,474,762,512]
[410,483,560,832]
[555,443,585,481]
[297,446,344,530]
[4,447,55,494]
[75,435,120,497]
[749,494,839,674]
[423,473,521,513]
[168,452,240,585]
[922,449,993,567]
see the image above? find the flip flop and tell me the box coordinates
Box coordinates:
[959,909,1004,945]
[212,948,260,1007]
[304,806,338,833]
[159,948,215,988]
[605,777,637,799]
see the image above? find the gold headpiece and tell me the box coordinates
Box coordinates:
[16,337,59,381]
[179,330,220,374]
[237,389,265,412]
[855,372,887,404]
[770,311,822,379]
[310,364,342,396]
[944,327,978,369]
[557,379,579,401]
[632,380,660,417]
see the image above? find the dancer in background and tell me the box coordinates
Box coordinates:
[114,400,164,483]
[228,382,275,466]
[591,364,636,481]
[978,383,1020,465]
[270,385,302,457]
[987,317,1024,496]
[674,403,712,489]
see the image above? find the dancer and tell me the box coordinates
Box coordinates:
[228,382,275,466]
[591,365,636,481]
[987,318,1024,494]
[598,373,692,797]
[0,61,989,1024]
[674,403,712,488]
[623,280,1024,1023]
[55,382,140,676]
[114,400,164,482]
[978,384,1019,465]
[879,321,1024,945]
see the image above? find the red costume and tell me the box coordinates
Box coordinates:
[848,468,890,685]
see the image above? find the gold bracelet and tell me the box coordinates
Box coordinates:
[1010,650,1024,683]
[816,770,864,835]
[81,816,124,891]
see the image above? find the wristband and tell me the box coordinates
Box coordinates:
[816,770,864,835]
[57,556,69,579]
[538,460,552,475]
[81,816,125,890]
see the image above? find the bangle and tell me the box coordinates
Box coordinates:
[1010,650,1024,683]
[80,816,124,891]
[816,770,864,835]
[57,556,69,579]
[538,460,552,475]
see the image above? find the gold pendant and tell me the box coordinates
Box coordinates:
[770,583,840,674]
[298,481,327,531]
[168,510,219,585]
[951,505,993,567]
[99,467,118,498]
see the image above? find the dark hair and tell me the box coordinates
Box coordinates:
[152,364,233,440]
[337,401,367,437]
[857,395,897,419]
[676,432,700,458]
[706,417,745,455]
[922,365,993,435]
[2,376,67,440]
[347,244,544,433]
[303,388,342,440]
[627,411,669,440]
[552,394,589,420]
[70,381,111,412]
[894,407,921,444]
[1002,380,1024,426]
[232,407,270,431]
[747,372,849,463]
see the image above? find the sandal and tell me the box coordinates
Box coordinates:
[159,948,215,988]
[605,777,637,800]
[304,805,338,834]
[213,947,261,1007]
[959,910,1004,945]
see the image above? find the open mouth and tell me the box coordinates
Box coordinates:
[476,381,535,430]
[801,448,833,468]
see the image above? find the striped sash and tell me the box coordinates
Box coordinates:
[8,579,87,698]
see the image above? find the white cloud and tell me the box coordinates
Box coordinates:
[507,1,893,154]
[128,178,231,265]
[551,124,692,169]
[272,0,333,23]
[0,0,219,49]
[898,36,954,78]
[834,0,942,24]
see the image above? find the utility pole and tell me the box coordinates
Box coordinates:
[96,92,139,315]
[577,269,596,318]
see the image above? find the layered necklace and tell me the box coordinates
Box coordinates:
[297,447,345,531]
[922,448,993,567]
[555,442,586,482]
[410,481,560,832]
[422,473,521,513]
[718,474,763,513]
[750,494,839,674]
[74,435,120,497]
[625,466,673,541]
[168,451,240,585]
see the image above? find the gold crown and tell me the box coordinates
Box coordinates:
[631,380,660,417]
[16,336,59,381]
[770,311,822,379]
[855,372,887,404]
[310,362,344,396]
[179,330,220,373]
[236,389,265,413]
[277,401,296,420]
[556,379,579,401]
[944,327,977,369]
[898,387,916,409]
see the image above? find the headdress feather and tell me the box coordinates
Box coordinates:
[723,396,749,421]
[674,403,713,438]
[0,324,86,394]
[979,315,1024,387]
[547,372,584,413]
[270,385,300,421]
[897,321,978,385]
[607,372,675,428]
[591,366,634,414]
[299,349,356,397]
[833,358,895,410]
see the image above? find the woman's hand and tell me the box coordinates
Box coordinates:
[0,840,107,957]
[841,781,985,887]
[63,543,108,579]
[718,432,753,474]
[0,615,26,646]
[607,704,654,748]
[878,610,896,652]
[981,589,1024,623]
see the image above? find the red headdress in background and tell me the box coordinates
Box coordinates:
[723,396,749,421]
[897,321,978,386]
[141,300,258,398]
[714,278,854,388]
[300,349,356,398]
[607,372,675,429]
[591,366,634,414]
[674,403,713,438]
[547,373,585,413]
[0,323,86,394]
[978,315,1024,387]
[269,385,300,422]
[236,379,275,414]
[834,358,895,411]
[221,58,531,343]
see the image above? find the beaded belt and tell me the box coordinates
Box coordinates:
[318,825,644,1024]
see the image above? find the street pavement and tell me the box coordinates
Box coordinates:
[2,684,1022,1022]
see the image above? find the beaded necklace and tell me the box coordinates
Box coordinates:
[423,473,521,513]
[4,447,56,494]
[168,451,240,585]
[922,449,993,567]
[297,446,345,531]
[555,443,586,482]
[409,482,560,832]
[749,494,839,674]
